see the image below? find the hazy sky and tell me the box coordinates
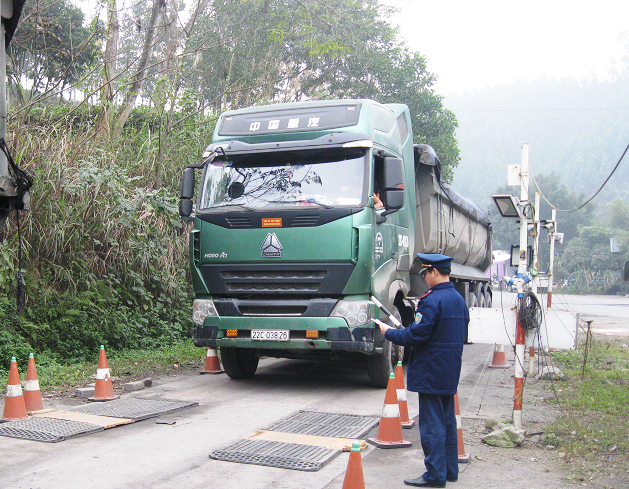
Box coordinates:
[386,0,629,94]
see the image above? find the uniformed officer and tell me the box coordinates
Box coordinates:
[375,253,469,488]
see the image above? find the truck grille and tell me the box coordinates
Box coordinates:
[225,217,253,228]
[222,270,325,293]
[226,283,321,293]
[222,271,326,279]
[238,305,308,316]
[200,263,355,299]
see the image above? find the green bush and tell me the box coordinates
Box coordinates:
[0,103,204,366]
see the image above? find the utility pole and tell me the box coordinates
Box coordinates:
[513,143,530,430]
[547,209,557,307]
[526,192,542,377]
[532,192,541,294]
[0,0,28,229]
[0,11,7,176]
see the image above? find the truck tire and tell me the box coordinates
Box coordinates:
[484,287,492,307]
[468,290,478,308]
[367,306,404,388]
[220,347,259,379]
[478,285,486,308]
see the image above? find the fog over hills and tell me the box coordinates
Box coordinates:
[444,76,629,215]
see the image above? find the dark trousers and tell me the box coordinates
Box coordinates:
[417,393,458,484]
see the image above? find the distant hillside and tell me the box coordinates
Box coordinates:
[443,76,629,214]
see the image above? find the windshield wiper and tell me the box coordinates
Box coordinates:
[270,199,333,209]
[213,203,255,211]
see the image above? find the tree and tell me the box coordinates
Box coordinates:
[112,0,166,135]
[89,0,460,179]
[96,0,119,136]
[9,0,99,103]
[271,0,460,177]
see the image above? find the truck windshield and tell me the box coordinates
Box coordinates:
[198,149,367,211]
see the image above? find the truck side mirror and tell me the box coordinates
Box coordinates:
[179,199,193,219]
[381,157,404,215]
[179,167,196,219]
[624,261,629,282]
[180,168,195,199]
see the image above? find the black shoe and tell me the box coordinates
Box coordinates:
[403,477,446,488]
[447,477,457,482]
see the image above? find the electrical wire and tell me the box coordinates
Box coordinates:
[519,291,542,335]
[0,138,34,312]
[531,141,629,212]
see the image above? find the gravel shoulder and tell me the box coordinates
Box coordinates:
[345,331,628,489]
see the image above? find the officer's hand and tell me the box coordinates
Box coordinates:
[373,318,392,334]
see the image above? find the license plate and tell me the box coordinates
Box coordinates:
[251,329,290,341]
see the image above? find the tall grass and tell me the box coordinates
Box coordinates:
[0,102,215,365]
[546,339,629,480]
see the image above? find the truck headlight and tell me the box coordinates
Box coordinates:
[330,300,370,326]
[193,299,218,325]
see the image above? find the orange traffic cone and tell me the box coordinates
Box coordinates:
[454,392,470,463]
[489,344,509,368]
[2,357,28,420]
[367,373,412,448]
[199,347,224,374]
[342,441,365,489]
[24,353,44,412]
[88,345,118,402]
[394,361,415,429]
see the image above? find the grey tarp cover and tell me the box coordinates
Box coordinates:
[414,144,491,225]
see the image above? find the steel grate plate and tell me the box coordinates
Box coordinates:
[264,410,379,438]
[71,398,199,421]
[209,439,339,471]
[0,417,103,443]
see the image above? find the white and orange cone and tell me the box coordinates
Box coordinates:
[489,344,509,368]
[199,347,224,374]
[342,441,365,489]
[24,353,44,412]
[88,345,118,402]
[454,392,470,463]
[2,357,28,421]
[367,372,412,448]
[394,361,415,429]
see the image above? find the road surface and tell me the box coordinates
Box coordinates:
[1,291,626,488]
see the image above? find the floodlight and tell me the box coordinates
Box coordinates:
[492,194,522,219]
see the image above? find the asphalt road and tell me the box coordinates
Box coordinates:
[1,292,626,489]
[492,290,629,338]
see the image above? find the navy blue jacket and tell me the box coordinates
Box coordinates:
[384,282,468,395]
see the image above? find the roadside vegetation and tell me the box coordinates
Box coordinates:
[1,0,459,373]
[0,339,203,396]
[0,105,202,370]
[1,0,627,393]
[545,337,629,484]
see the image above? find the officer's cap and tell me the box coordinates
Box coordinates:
[417,253,453,269]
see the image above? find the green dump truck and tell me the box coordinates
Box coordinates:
[179,99,492,387]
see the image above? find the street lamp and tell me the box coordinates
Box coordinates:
[492,194,522,219]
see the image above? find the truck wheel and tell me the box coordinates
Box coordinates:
[477,284,486,308]
[484,287,492,307]
[367,306,404,388]
[220,347,259,379]
[468,291,478,308]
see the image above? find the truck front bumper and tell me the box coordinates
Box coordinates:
[193,316,375,353]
